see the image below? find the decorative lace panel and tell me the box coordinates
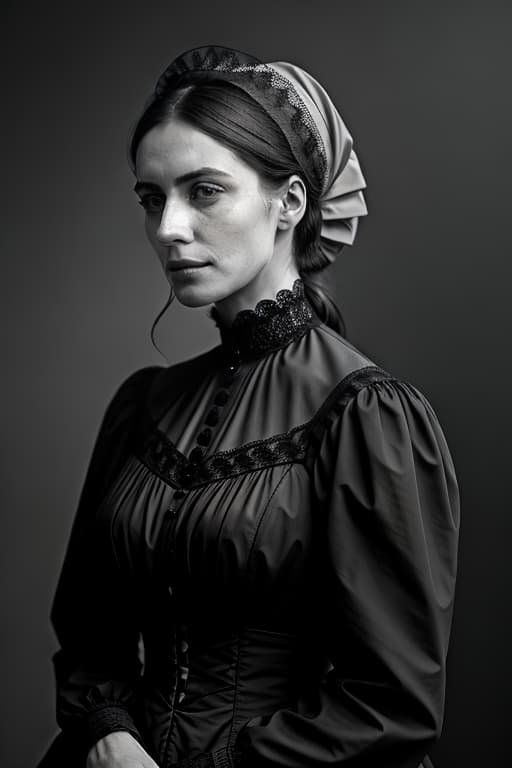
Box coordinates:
[210,278,316,361]
[153,45,327,190]
[137,366,397,490]
[308,365,397,444]
[140,424,309,490]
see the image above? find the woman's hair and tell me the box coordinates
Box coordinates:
[129,80,346,336]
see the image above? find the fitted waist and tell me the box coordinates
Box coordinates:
[140,624,326,762]
[144,624,322,704]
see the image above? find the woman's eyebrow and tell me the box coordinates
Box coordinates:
[133,181,162,195]
[175,167,233,184]
[134,167,233,194]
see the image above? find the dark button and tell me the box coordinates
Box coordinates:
[197,428,212,446]
[214,390,229,406]
[164,507,176,521]
[178,669,189,685]
[174,489,186,499]
[222,376,235,388]
[205,407,219,427]
[189,446,204,464]
[182,467,193,482]
[226,363,237,374]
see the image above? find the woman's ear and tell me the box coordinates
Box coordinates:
[277,175,307,231]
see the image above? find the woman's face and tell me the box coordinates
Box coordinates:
[134,117,291,318]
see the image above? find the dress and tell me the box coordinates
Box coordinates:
[42,279,459,768]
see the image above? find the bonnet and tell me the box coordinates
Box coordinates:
[151,45,368,264]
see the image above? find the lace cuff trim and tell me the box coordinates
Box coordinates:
[84,705,142,751]
[170,744,244,768]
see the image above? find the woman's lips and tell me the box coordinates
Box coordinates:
[167,261,210,275]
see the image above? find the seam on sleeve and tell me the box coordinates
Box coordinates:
[306,365,399,458]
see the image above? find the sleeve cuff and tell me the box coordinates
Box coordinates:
[171,744,245,768]
[84,705,143,751]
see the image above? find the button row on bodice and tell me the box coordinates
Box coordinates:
[205,407,220,427]
[189,446,204,464]
[162,350,242,524]
[214,390,229,406]
[186,348,242,466]
[196,427,212,446]
[172,624,190,705]
[164,350,242,604]
[164,487,188,522]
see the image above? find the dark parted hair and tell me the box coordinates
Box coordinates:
[129,80,346,336]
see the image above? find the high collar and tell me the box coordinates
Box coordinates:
[209,278,317,361]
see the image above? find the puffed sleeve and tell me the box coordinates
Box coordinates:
[49,366,160,754]
[236,374,460,767]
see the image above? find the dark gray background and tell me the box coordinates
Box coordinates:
[2,1,510,765]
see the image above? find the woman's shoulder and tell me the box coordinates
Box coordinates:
[304,322,379,378]
[305,323,436,427]
[112,346,221,421]
[297,322,393,397]
[95,365,164,435]
[106,364,163,408]
[307,328,458,488]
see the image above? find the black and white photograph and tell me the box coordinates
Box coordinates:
[2,2,510,766]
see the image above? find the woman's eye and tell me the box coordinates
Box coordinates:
[190,184,223,202]
[138,194,165,213]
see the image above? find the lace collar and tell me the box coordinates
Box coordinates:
[209,278,316,361]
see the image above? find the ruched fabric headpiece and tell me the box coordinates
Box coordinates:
[152,45,368,263]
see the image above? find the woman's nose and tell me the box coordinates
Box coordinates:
[156,199,194,244]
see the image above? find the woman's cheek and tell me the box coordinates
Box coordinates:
[144,217,159,248]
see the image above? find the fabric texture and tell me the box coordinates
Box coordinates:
[150,45,368,260]
[38,280,459,768]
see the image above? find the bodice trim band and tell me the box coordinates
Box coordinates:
[138,366,397,489]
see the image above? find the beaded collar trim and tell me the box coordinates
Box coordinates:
[209,278,316,361]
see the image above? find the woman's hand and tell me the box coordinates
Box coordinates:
[86,731,160,768]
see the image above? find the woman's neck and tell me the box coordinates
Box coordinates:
[213,265,301,327]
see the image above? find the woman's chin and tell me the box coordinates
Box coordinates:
[169,273,239,309]
[171,282,219,309]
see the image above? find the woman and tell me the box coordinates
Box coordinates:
[38,46,459,768]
